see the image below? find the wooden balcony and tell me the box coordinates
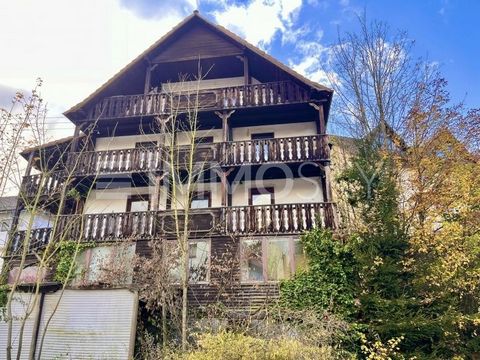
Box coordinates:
[64,135,328,177]
[10,227,52,254]
[225,202,335,234]
[68,147,164,175]
[87,81,311,120]
[223,135,329,166]
[21,173,66,198]
[9,202,335,254]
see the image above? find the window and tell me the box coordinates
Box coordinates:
[168,240,210,283]
[240,239,264,281]
[135,141,158,148]
[190,192,211,209]
[240,237,305,282]
[194,136,214,145]
[188,241,210,283]
[249,187,275,206]
[251,133,274,140]
[126,195,150,212]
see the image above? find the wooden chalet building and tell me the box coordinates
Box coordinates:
[9,11,336,309]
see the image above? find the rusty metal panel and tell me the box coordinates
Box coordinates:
[36,289,138,360]
[0,292,39,360]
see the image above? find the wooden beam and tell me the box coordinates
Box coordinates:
[144,63,152,95]
[309,102,325,134]
[215,110,235,142]
[243,55,250,85]
[69,124,82,154]
[24,151,35,177]
[214,167,235,207]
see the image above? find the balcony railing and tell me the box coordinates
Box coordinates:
[21,173,65,198]
[87,81,311,120]
[225,202,334,234]
[9,202,335,253]
[223,135,329,166]
[62,135,329,177]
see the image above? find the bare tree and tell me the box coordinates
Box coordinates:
[0,81,103,359]
[328,14,418,142]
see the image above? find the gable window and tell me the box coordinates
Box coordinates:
[240,237,305,282]
[249,187,275,206]
[251,132,274,161]
[190,192,211,209]
[126,194,150,212]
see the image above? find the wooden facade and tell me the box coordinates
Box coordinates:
[9,12,336,310]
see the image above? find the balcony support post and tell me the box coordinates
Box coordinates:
[155,116,170,210]
[309,102,335,228]
[241,54,250,85]
[214,167,235,207]
[144,62,158,95]
[309,102,326,135]
[215,110,235,163]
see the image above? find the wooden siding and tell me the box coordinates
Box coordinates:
[152,24,242,63]
[136,236,280,310]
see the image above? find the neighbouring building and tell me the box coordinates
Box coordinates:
[2,11,337,359]
[0,196,17,270]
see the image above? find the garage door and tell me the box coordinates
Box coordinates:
[0,292,40,360]
[35,289,137,360]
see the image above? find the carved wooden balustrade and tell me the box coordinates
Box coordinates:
[64,135,329,176]
[10,227,52,254]
[87,81,311,120]
[8,202,335,254]
[224,202,335,235]
[21,173,65,198]
[223,135,329,166]
[68,147,164,175]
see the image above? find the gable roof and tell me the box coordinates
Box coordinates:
[64,11,332,120]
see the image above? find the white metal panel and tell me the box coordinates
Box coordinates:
[35,289,137,360]
[0,292,40,360]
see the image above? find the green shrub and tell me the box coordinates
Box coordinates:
[279,228,357,319]
[184,331,335,360]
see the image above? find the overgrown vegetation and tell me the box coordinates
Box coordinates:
[54,240,95,284]
[279,14,480,359]
[280,228,357,319]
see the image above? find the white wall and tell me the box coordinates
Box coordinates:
[84,187,152,214]
[94,121,317,151]
[95,133,163,151]
[232,121,317,141]
[231,177,324,206]
[169,182,223,210]
[161,76,260,92]
[176,128,223,146]
[83,176,323,214]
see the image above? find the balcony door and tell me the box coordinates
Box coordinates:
[249,187,275,232]
[251,132,274,162]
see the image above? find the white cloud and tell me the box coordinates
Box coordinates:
[211,0,303,48]
[0,0,184,118]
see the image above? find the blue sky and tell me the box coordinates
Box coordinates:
[198,0,480,109]
[0,0,478,134]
